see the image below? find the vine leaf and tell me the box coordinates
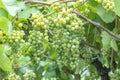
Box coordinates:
[0,45,12,72]
[96,5,115,23]
[110,39,118,52]
[0,17,12,34]
[88,0,115,23]
[18,56,31,73]
[2,0,26,16]
[101,31,112,51]
[0,0,7,10]
[0,8,8,18]
[114,0,120,17]
[18,7,38,18]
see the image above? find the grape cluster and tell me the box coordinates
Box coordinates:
[28,30,49,63]
[95,0,115,11]
[69,55,81,70]
[23,70,36,80]
[102,0,115,11]
[29,8,85,67]
[49,8,84,68]
[3,30,25,43]
[31,11,49,30]
[8,73,21,80]
[50,2,61,11]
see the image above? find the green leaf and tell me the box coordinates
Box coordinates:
[99,56,109,68]
[43,70,56,78]
[101,31,112,51]
[39,61,48,67]
[96,5,115,23]
[18,7,38,18]
[0,17,12,33]
[0,8,8,18]
[110,39,118,52]
[0,45,12,72]
[60,70,69,80]
[114,0,120,17]
[88,0,98,6]
[18,56,31,73]
[0,0,7,10]
[0,17,8,33]
[88,0,115,23]
[2,0,26,16]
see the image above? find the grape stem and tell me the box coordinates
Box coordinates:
[24,0,50,6]
[81,40,100,51]
[24,0,76,5]
[62,66,81,80]
[73,10,120,41]
[14,62,31,69]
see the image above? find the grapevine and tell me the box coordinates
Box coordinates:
[0,0,120,80]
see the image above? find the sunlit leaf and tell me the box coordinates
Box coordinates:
[114,0,120,17]
[0,17,12,33]
[0,45,12,72]
[110,39,118,52]
[0,8,8,18]
[101,31,112,51]
[18,7,38,18]
[96,5,115,23]
[2,0,26,16]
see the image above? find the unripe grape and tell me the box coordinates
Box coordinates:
[18,23,23,28]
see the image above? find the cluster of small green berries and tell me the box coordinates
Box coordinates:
[30,8,85,66]
[3,30,25,43]
[50,2,61,11]
[50,8,84,53]
[28,30,48,49]
[45,9,84,67]
[8,73,21,80]
[69,58,80,70]
[102,0,115,11]
[59,53,81,70]
[95,0,115,11]
[28,30,49,64]
[23,70,36,80]
[31,11,49,30]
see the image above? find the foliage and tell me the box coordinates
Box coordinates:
[0,0,120,80]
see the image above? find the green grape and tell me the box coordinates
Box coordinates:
[8,73,21,80]
[102,0,115,11]
[51,2,61,11]
[27,30,49,64]
[18,23,23,28]
[3,30,25,44]
[23,70,36,80]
